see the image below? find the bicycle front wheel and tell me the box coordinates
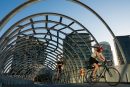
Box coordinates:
[104,67,120,86]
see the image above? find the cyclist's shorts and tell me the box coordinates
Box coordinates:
[89,57,99,65]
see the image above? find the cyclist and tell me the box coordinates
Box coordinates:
[89,46,105,79]
[56,58,64,80]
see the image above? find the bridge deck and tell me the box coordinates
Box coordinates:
[35,83,130,87]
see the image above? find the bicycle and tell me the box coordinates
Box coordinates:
[86,60,121,86]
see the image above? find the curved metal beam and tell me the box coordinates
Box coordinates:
[0,13,94,65]
[0,13,93,68]
[0,0,41,31]
[68,0,126,64]
[0,12,96,82]
[1,32,77,72]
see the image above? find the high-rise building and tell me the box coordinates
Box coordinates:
[98,41,113,60]
[98,41,113,66]
[63,33,92,83]
[9,36,46,75]
[115,35,130,64]
[63,33,92,67]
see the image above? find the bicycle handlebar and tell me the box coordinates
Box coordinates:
[101,60,108,66]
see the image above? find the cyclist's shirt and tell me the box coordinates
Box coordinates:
[91,52,97,59]
[89,52,99,64]
[91,52,102,61]
[91,52,96,58]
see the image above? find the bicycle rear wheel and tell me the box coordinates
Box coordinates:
[104,67,120,86]
[86,69,98,85]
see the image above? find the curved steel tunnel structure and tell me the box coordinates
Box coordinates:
[0,12,98,83]
[0,0,126,84]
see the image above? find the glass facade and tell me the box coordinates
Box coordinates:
[63,33,92,67]
[115,35,130,64]
[98,41,113,66]
[63,33,92,83]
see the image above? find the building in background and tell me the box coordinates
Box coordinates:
[63,33,93,83]
[98,41,113,66]
[114,35,130,65]
[63,33,92,67]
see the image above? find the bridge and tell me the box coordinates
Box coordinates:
[0,0,130,86]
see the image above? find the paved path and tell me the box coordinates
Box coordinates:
[35,83,130,87]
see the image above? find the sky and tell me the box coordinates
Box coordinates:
[0,0,130,66]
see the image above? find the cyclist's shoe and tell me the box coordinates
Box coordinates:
[92,77,96,82]
[90,75,97,82]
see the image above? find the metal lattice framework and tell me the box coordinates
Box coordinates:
[0,0,126,84]
[0,12,98,82]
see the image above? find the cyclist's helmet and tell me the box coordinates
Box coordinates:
[97,46,103,52]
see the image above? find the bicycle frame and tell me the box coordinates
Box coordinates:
[86,61,120,86]
[96,62,111,80]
